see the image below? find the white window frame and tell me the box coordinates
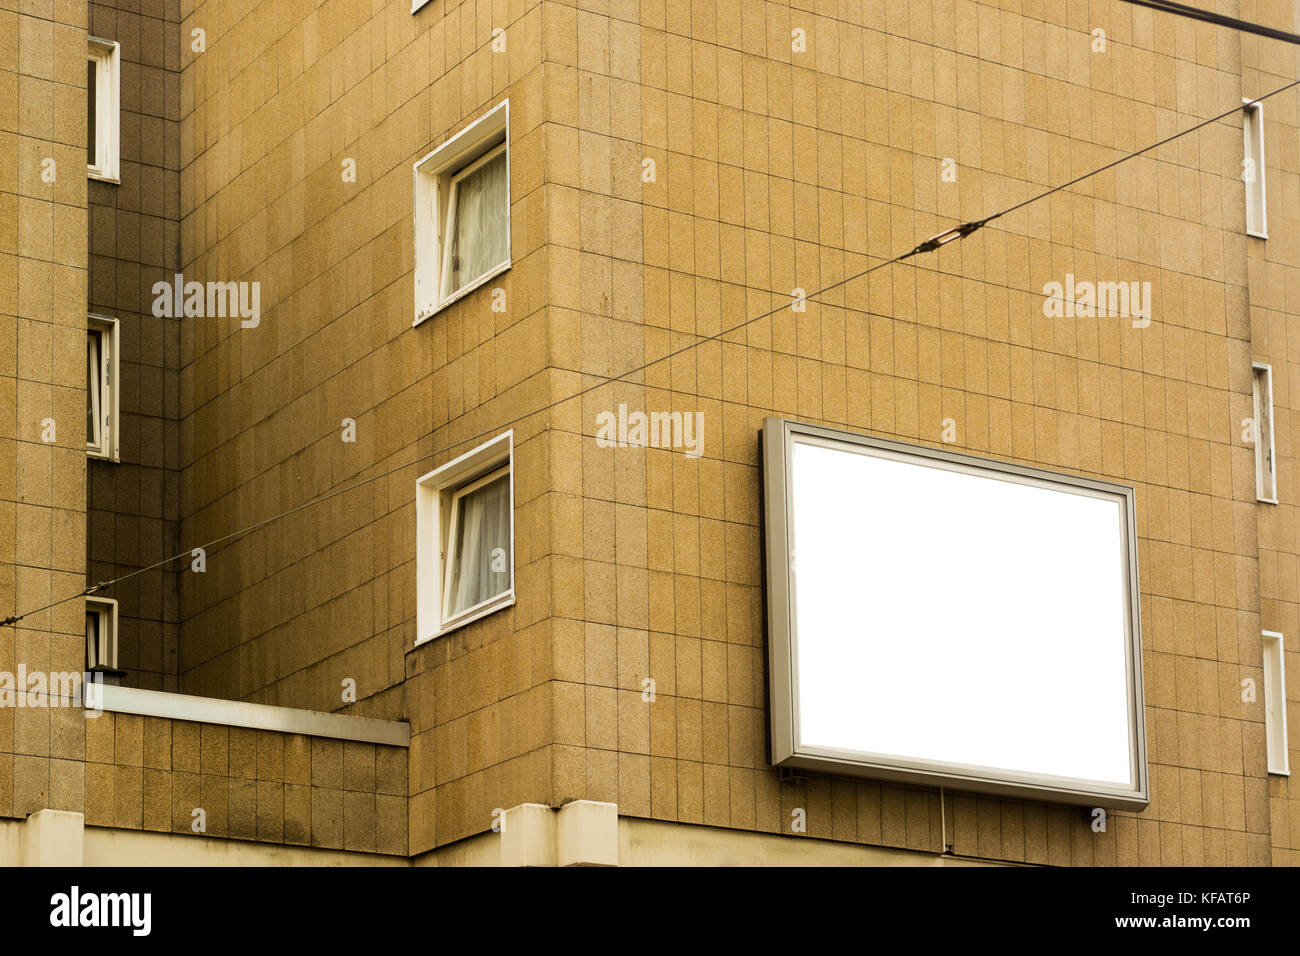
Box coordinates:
[441,463,512,623]
[86,596,119,671]
[1244,99,1267,239]
[438,142,509,303]
[412,100,510,325]
[1263,631,1289,775]
[415,431,515,643]
[1253,362,1277,503]
[87,314,119,461]
[87,37,120,183]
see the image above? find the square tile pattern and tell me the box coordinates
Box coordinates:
[1,0,1295,864]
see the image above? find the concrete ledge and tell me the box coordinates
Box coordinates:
[22,810,85,866]
[499,804,556,866]
[557,800,618,866]
[94,685,410,747]
[1,805,1008,866]
[83,826,408,866]
[497,801,618,866]
[618,817,1006,866]
[415,808,1005,866]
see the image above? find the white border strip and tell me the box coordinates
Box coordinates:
[1263,630,1290,775]
[95,685,410,747]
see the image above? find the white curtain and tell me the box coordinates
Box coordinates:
[86,332,101,445]
[86,613,100,669]
[449,473,510,616]
[88,60,98,164]
[445,149,507,296]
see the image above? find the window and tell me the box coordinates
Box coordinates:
[413,101,510,323]
[440,144,508,302]
[416,432,514,642]
[87,38,120,182]
[443,465,511,619]
[85,596,118,672]
[1244,99,1266,238]
[761,418,1148,810]
[1263,631,1289,775]
[86,315,119,461]
[1253,362,1276,503]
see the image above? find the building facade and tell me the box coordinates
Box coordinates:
[0,0,1297,865]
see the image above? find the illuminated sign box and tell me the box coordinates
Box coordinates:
[761,418,1148,809]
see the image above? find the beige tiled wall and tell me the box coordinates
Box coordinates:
[86,0,184,691]
[1240,5,1300,867]
[538,0,1275,865]
[1,0,93,821]
[172,0,552,851]
[158,0,1293,866]
[80,711,407,853]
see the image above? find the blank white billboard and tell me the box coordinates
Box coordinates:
[762,419,1148,809]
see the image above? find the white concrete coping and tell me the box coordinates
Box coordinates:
[94,684,410,747]
[499,800,618,866]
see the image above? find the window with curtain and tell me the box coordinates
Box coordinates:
[86,330,102,447]
[1253,363,1277,502]
[444,467,512,620]
[86,315,117,460]
[87,58,97,164]
[440,144,508,301]
[1263,631,1289,774]
[85,598,117,670]
[413,101,509,323]
[1244,101,1267,238]
[87,37,119,180]
[86,611,101,669]
[415,430,515,642]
